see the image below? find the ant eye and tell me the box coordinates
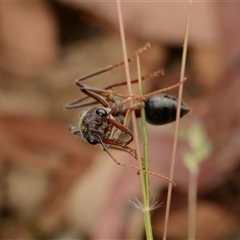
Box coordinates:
[96,108,107,117]
[87,136,99,145]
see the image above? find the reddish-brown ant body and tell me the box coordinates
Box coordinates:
[65,43,190,184]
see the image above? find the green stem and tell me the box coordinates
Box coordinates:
[137,55,153,240]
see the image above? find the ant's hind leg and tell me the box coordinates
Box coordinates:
[138,77,187,101]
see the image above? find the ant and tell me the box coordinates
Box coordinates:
[65,43,190,185]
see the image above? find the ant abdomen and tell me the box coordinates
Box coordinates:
[144,94,190,125]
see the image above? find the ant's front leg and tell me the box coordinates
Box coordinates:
[109,145,137,160]
[98,135,175,185]
[77,83,110,107]
[74,43,151,83]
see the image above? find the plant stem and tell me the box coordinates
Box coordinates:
[137,55,153,240]
[188,169,198,240]
[163,3,192,240]
[116,2,153,238]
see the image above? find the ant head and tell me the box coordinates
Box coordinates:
[79,107,112,144]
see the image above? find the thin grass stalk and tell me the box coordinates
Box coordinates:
[136,55,153,239]
[116,1,153,239]
[188,169,198,240]
[115,1,142,171]
[115,1,142,167]
[163,3,192,240]
[184,122,211,239]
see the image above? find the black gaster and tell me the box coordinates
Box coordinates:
[144,94,190,125]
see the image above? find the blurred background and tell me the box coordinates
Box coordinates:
[0,1,240,239]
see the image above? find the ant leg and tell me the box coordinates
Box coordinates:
[137,77,187,101]
[75,43,151,82]
[109,145,145,176]
[104,77,187,113]
[102,121,133,146]
[98,136,175,185]
[65,84,114,109]
[65,68,165,109]
[109,145,137,159]
[122,102,144,127]
[65,98,99,109]
[109,77,187,109]
[104,69,164,90]
[108,78,187,120]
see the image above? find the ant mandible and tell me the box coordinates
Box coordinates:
[65,43,190,185]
